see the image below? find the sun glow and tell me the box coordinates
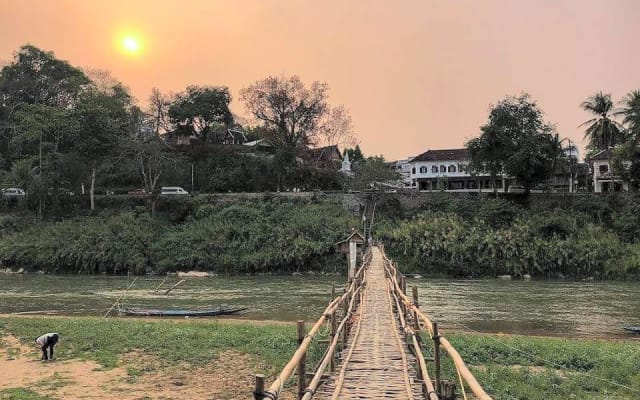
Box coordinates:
[121,35,141,54]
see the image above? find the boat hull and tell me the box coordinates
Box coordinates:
[117,307,247,317]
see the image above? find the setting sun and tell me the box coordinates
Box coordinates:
[121,35,141,54]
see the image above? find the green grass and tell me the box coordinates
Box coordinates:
[419,333,640,400]
[0,388,52,400]
[0,316,325,374]
[4,316,637,399]
[33,372,73,391]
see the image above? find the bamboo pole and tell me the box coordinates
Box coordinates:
[330,313,337,372]
[301,286,363,400]
[297,321,306,400]
[253,374,265,400]
[260,247,371,400]
[164,279,185,295]
[103,277,138,318]
[153,276,168,293]
[381,248,492,400]
[433,322,442,395]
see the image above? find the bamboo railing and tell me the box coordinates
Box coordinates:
[253,247,372,400]
[381,246,493,400]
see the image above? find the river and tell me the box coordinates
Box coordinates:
[1,274,638,338]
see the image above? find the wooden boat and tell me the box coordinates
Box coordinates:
[117,306,247,317]
[623,326,640,334]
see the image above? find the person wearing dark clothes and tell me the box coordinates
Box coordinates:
[35,333,59,361]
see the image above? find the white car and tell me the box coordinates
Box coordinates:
[160,186,189,195]
[507,185,526,194]
[2,188,26,197]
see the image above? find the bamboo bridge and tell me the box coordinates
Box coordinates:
[252,245,492,400]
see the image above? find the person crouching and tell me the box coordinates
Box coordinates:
[35,333,59,361]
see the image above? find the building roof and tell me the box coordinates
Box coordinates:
[224,128,248,143]
[410,148,468,163]
[589,148,611,161]
[335,230,365,245]
[307,145,342,163]
[243,139,273,147]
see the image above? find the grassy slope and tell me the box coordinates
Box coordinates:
[2,317,639,399]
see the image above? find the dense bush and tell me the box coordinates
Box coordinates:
[0,198,356,274]
[379,211,640,279]
[153,198,356,273]
[0,212,165,274]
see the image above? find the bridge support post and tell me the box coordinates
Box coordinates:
[253,374,265,400]
[297,321,306,400]
[330,313,337,372]
[433,322,442,396]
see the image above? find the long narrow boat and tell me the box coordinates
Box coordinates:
[624,326,640,334]
[117,306,247,317]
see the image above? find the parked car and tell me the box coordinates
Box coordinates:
[160,186,189,195]
[128,188,149,196]
[507,185,526,194]
[48,188,74,196]
[1,188,26,197]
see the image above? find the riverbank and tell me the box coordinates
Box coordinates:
[0,198,357,275]
[1,316,639,399]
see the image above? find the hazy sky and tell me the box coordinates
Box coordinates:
[1,0,639,160]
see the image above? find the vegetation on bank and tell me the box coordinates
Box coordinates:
[0,198,357,274]
[444,333,640,400]
[377,193,640,279]
[2,316,638,400]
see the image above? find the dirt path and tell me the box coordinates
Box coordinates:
[1,335,287,400]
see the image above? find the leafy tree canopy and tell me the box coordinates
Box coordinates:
[168,85,233,141]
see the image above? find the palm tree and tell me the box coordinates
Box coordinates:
[581,92,625,192]
[616,90,640,143]
[580,92,625,150]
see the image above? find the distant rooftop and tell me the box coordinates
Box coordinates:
[410,148,468,162]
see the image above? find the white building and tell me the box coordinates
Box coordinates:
[590,148,628,193]
[340,152,353,175]
[408,148,508,192]
[392,157,414,187]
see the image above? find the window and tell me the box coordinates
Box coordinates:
[431,165,438,173]
[458,163,465,173]
[411,167,416,174]
[599,165,608,174]
[448,165,456,173]
[440,165,446,173]
[420,166,428,173]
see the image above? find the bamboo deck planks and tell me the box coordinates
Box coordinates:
[317,247,422,399]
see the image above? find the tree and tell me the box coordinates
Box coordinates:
[0,45,89,169]
[148,88,172,135]
[343,145,364,163]
[318,105,356,148]
[612,143,640,191]
[467,94,559,194]
[616,90,640,143]
[581,92,625,151]
[168,85,233,141]
[121,137,179,215]
[505,130,559,192]
[347,156,399,191]
[240,75,329,150]
[71,87,131,210]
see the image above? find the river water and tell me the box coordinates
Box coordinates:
[1,274,638,338]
